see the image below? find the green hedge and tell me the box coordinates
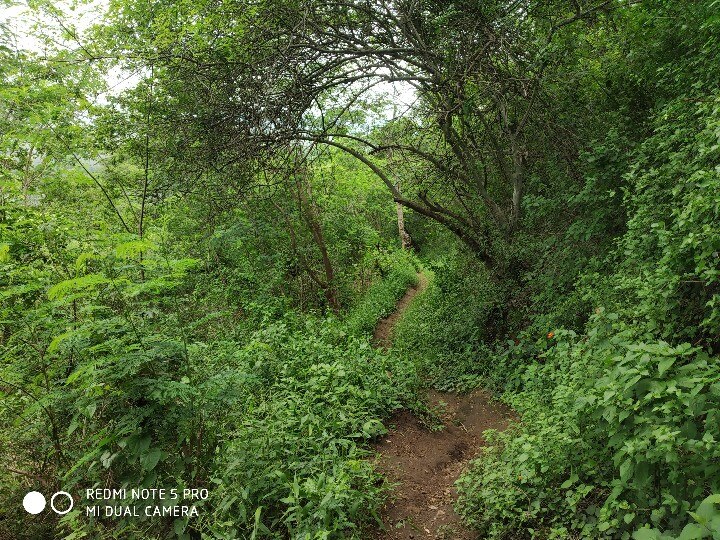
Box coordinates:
[343,249,420,338]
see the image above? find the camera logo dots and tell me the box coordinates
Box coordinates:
[23,491,74,514]
[51,491,74,514]
[22,491,46,514]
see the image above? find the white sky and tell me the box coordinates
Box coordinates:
[0,0,140,102]
[1,0,416,118]
[1,1,105,54]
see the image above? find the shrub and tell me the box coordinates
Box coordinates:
[457,319,720,538]
[393,251,504,390]
[202,321,420,539]
[343,249,420,337]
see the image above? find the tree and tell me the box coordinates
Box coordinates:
[95,0,625,268]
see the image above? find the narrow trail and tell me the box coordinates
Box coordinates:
[373,273,429,348]
[371,273,514,540]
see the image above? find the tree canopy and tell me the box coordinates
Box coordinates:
[1,0,719,538]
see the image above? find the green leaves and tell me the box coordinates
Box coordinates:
[689,495,720,534]
[140,448,163,471]
[0,2,718,540]
[634,494,720,539]
[362,419,387,438]
[634,528,665,540]
[457,319,720,539]
[207,318,418,538]
[47,273,110,300]
[113,239,157,259]
[343,250,420,337]
[658,356,676,376]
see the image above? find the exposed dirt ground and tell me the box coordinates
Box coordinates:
[371,274,515,540]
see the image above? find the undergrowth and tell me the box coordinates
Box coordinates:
[400,9,720,537]
[343,249,420,337]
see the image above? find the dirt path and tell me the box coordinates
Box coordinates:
[373,273,429,348]
[371,274,514,540]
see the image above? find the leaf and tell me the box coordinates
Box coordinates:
[250,507,269,540]
[84,403,97,418]
[634,461,650,484]
[658,357,676,376]
[48,331,74,353]
[67,417,80,436]
[66,363,95,385]
[48,273,109,300]
[561,473,579,489]
[676,523,707,540]
[75,252,97,271]
[114,239,157,259]
[694,494,720,522]
[173,519,186,535]
[633,528,662,540]
[620,459,633,481]
[362,419,387,437]
[141,448,163,471]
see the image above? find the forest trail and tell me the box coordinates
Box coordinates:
[372,274,514,540]
[373,273,429,348]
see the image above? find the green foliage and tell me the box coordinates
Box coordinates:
[603,95,720,347]
[1,191,419,539]
[0,46,419,536]
[203,321,418,539]
[3,0,720,539]
[457,323,720,538]
[343,250,419,337]
[437,3,720,539]
[634,495,720,540]
[393,250,504,390]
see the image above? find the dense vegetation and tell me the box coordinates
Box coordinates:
[1,0,719,539]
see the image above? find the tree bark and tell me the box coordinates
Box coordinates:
[295,176,341,313]
[395,181,412,249]
[510,141,526,231]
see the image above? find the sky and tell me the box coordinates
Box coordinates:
[1,0,139,102]
[1,0,105,53]
[1,0,416,117]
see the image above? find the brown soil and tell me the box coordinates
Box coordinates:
[372,390,514,539]
[370,273,515,540]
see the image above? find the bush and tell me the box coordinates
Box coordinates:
[457,319,720,539]
[343,249,420,337]
[202,321,420,539]
[393,251,504,390]
[0,230,420,539]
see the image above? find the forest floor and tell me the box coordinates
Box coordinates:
[371,273,515,540]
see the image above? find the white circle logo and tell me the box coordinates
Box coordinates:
[50,491,74,515]
[23,491,46,514]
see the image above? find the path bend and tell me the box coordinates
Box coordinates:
[371,273,514,540]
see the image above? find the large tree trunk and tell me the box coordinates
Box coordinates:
[511,149,525,230]
[395,182,412,249]
[296,177,341,313]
